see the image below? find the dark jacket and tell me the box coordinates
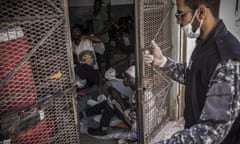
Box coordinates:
[184,20,240,144]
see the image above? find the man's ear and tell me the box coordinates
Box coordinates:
[197,4,207,20]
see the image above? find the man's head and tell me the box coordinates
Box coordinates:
[183,0,220,18]
[71,25,84,45]
[175,0,220,39]
[127,52,135,66]
[123,65,135,90]
[94,0,102,13]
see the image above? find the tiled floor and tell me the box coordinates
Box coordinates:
[79,134,119,144]
[79,118,184,144]
[79,133,137,144]
[150,118,184,144]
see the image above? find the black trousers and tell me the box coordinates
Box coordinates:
[85,100,130,127]
[75,63,99,87]
[103,43,111,70]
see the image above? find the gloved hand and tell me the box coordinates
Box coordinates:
[144,40,167,67]
[124,109,130,117]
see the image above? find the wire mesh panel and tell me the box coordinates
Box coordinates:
[0,0,79,143]
[142,0,173,142]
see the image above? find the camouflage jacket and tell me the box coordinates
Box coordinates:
[155,58,240,144]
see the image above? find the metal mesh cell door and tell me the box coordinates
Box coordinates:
[135,0,173,143]
[0,0,79,143]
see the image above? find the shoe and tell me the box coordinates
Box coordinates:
[87,99,99,107]
[97,94,107,102]
[93,114,102,122]
[75,79,87,88]
[88,127,107,136]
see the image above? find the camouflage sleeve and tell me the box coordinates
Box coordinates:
[155,59,240,144]
[160,57,188,84]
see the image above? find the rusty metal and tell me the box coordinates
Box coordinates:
[0,0,79,143]
[139,0,173,143]
[135,0,146,143]
[0,19,63,89]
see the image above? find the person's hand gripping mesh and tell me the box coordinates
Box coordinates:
[144,40,167,67]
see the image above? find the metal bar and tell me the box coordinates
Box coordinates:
[135,0,146,143]
[0,89,33,105]
[64,0,75,86]
[63,0,80,143]
[0,19,64,90]
[0,15,63,22]
[144,4,173,11]
[1,86,75,119]
[153,10,170,41]
[47,0,63,14]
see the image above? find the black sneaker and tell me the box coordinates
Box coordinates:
[88,127,107,136]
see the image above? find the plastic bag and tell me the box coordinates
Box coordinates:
[75,39,98,69]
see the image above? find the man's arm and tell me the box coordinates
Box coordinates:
[144,40,188,84]
[81,35,102,43]
[107,86,127,111]
[155,59,240,144]
[160,57,188,84]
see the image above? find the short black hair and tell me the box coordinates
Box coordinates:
[184,0,220,18]
[94,0,102,4]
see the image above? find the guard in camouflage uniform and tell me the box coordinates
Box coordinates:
[144,0,240,143]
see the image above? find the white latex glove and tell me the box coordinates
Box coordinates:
[123,109,131,120]
[144,40,167,67]
[124,109,130,117]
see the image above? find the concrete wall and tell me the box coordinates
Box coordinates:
[68,0,133,7]
[169,0,182,120]
[68,2,133,27]
[219,0,240,40]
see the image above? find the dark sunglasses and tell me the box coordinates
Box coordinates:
[175,9,193,19]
